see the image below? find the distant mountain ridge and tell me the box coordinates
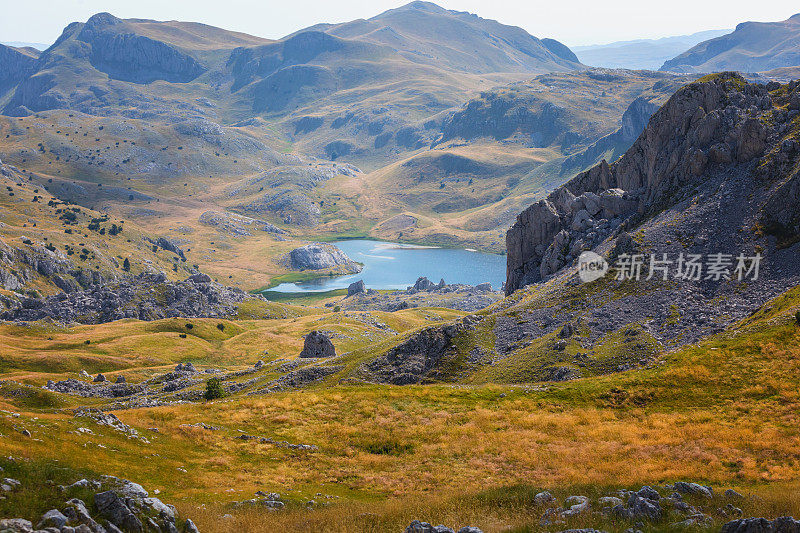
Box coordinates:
[573,29,730,70]
[660,13,800,73]
[289,1,580,74]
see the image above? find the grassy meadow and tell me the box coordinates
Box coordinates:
[0,285,799,531]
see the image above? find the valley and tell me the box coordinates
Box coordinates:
[0,2,799,533]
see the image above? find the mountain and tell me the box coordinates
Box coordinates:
[292,1,579,74]
[0,44,38,95]
[0,6,699,291]
[573,29,730,70]
[661,13,800,73]
[0,41,49,51]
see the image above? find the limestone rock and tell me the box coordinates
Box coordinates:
[287,243,361,272]
[299,331,336,358]
[347,280,366,296]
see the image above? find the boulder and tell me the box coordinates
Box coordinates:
[299,331,336,358]
[413,277,436,291]
[187,273,211,284]
[287,243,360,271]
[93,374,107,383]
[721,516,800,533]
[36,510,67,530]
[347,280,366,296]
[673,481,713,498]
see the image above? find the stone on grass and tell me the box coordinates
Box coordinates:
[299,331,335,358]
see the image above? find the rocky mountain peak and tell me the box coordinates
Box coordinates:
[506,72,799,294]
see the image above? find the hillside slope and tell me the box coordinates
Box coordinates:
[358,73,800,385]
[661,13,800,73]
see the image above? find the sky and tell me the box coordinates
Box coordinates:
[1,0,798,48]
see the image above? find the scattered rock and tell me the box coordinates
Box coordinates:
[673,481,713,499]
[721,516,800,533]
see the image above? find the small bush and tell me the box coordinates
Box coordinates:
[360,440,413,456]
[204,378,225,401]
[216,323,225,332]
[333,306,341,312]
[795,311,800,325]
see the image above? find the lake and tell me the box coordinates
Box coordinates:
[269,240,506,293]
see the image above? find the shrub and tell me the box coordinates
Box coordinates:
[795,311,800,326]
[333,306,341,312]
[216,323,225,332]
[204,378,225,401]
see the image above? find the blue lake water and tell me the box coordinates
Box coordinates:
[269,240,506,293]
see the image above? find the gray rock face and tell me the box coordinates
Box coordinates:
[242,190,322,226]
[673,481,713,498]
[287,243,361,272]
[365,316,479,384]
[405,521,483,533]
[147,237,186,261]
[77,13,207,84]
[0,477,195,533]
[36,509,67,529]
[299,331,336,358]
[505,73,787,294]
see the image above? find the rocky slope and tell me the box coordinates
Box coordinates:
[363,73,800,385]
[497,73,800,347]
[1,271,257,324]
[661,13,800,73]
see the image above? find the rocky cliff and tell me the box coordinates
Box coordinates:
[506,72,797,294]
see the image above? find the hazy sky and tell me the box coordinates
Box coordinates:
[1,0,798,48]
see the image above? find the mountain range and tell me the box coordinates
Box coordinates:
[573,29,730,70]
[2,3,800,533]
[661,13,800,73]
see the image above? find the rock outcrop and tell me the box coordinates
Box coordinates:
[299,331,336,358]
[365,316,480,384]
[347,280,366,296]
[199,210,285,236]
[77,13,207,84]
[506,73,785,294]
[1,271,257,324]
[286,243,362,273]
